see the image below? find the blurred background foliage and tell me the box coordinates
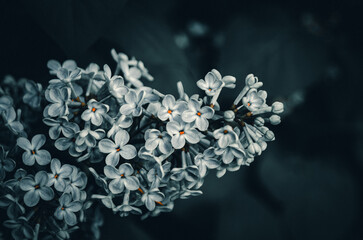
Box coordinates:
[1,0,363,239]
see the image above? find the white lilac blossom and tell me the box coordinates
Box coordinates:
[182,98,214,131]
[144,129,173,154]
[23,80,42,108]
[81,100,109,126]
[1,107,24,134]
[17,134,51,166]
[54,193,82,226]
[47,158,73,192]
[19,171,54,207]
[157,94,187,121]
[0,49,284,239]
[166,116,200,149]
[104,163,140,194]
[98,130,137,166]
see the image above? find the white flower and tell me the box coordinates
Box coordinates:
[157,95,187,121]
[194,147,220,177]
[44,87,71,117]
[166,117,200,149]
[17,134,51,166]
[104,163,140,194]
[98,130,136,166]
[23,80,42,108]
[103,64,128,99]
[76,128,105,148]
[182,99,214,131]
[213,125,238,148]
[119,90,145,117]
[196,69,224,96]
[47,158,73,192]
[81,100,109,126]
[145,129,173,154]
[54,193,82,226]
[242,89,265,112]
[19,171,54,207]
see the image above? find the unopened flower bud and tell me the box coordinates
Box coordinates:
[269,115,281,125]
[254,117,264,127]
[224,110,235,122]
[272,102,284,114]
[264,130,275,141]
[247,142,262,156]
[245,74,257,87]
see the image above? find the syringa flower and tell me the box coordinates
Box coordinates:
[81,100,109,126]
[47,158,73,192]
[242,89,265,112]
[5,168,27,189]
[44,87,71,117]
[98,130,136,166]
[104,163,140,194]
[213,125,238,148]
[0,193,25,219]
[1,107,24,134]
[182,99,214,131]
[3,216,34,240]
[76,128,105,148]
[47,59,77,75]
[43,117,78,140]
[170,165,199,182]
[120,61,144,88]
[83,63,105,95]
[17,134,51,166]
[194,147,220,177]
[64,167,87,201]
[166,117,200,149]
[144,129,172,154]
[141,188,164,211]
[119,90,145,117]
[54,193,82,226]
[54,123,81,157]
[103,65,128,99]
[0,145,16,181]
[107,114,133,138]
[19,171,54,207]
[157,95,187,121]
[23,80,42,108]
[215,143,246,165]
[196,69,224,96]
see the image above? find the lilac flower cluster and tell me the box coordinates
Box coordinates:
[0,49,283,239]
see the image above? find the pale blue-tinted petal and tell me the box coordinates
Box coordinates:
[109,179,124,194]
[104,165,120,179]
[24,190,40,207]
[98,139,116,153]
[67,201,82,212]
[105,152,120,166]
[35,150,51,165]
[39,187,54,201]
[55,138,72,151]
[119,145,136,160]
[124,177,139,191]
[35,171,49,186]
[171,135,185,149]
[17,137,31,150]
[19,177,35,191]
[114,130,129,147]
[22,151,35,166]
[32,134,46,150]
[64,211,77,226]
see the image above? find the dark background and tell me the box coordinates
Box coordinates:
[1,0,363,239]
